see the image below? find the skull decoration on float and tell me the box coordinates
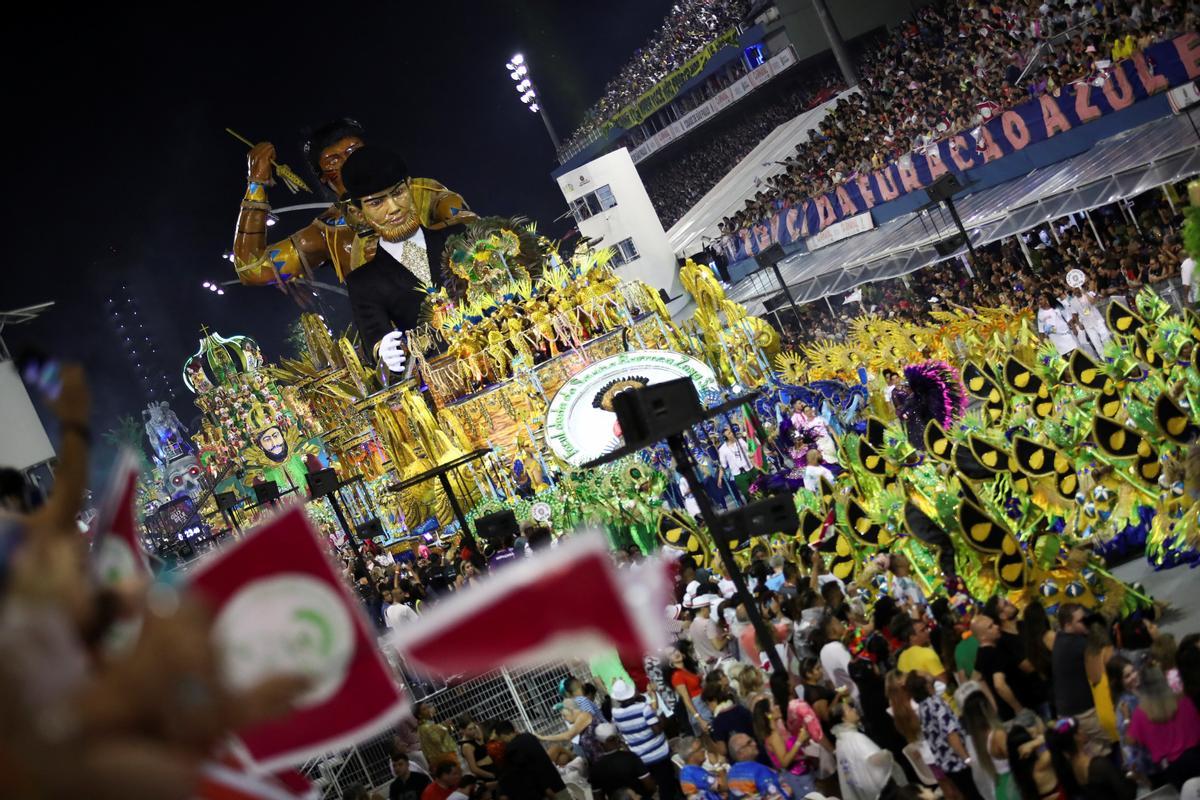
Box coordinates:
[162,454,207,501]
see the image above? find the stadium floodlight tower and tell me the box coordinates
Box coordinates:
[506,53,562,152]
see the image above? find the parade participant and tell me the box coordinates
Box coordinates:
[231,127,475,367]
[717,427,756,500]
[801,449,834,493]
[1063,282,1112,359]
[1036,292,1079,357]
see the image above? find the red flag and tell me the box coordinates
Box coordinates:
[188,506,407,772]
[195,762,317,800]
[389,531,671,677]
[91,448,151,586]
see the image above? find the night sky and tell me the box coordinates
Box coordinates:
[6,1,674,460]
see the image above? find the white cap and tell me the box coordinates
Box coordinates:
[595,722,620,741]
[611,679,636,702]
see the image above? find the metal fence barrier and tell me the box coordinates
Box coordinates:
[301,653,594,798]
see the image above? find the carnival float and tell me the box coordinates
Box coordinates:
[128,131,1200,616]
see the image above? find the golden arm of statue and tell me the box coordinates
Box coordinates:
[231,141,343,287]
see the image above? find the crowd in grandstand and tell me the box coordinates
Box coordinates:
[561,0,752,154]
[637,0,1196,233]
[640,68,846,228]
[768,191,1193,352]
[624,57,757,151]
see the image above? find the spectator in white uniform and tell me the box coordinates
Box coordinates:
[1037,292,1079,356]
[1063,283,1112,359]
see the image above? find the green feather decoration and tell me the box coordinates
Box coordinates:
[1182,205,1200,261]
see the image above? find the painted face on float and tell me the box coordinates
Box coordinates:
[359,180,419,242]
[258,426,288,462]
[318,136,364,197]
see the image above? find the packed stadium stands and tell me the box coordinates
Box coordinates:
[655,0,1195,245]
[560,0,752,154]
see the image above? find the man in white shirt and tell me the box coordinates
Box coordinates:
[687,595,727,667]
[678,475,701,518]
[802,449,836,493]
[385,590,419,629]
[818,615,859,702]
[882,369,901,404]
[1037,293,1079,356]
[717,427,755,500]
[1063,285,1111,358]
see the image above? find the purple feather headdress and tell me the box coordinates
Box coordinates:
[903,360,969,429]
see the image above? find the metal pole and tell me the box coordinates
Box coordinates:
[942,197,979,261]
[769,259,804,326]
[531,79,562,152]
[1163,186,1177,213]
[1083,209,1106,251]
[811,0,858,87]
[536,103,562,152]
[501,667,536,732]
[1118,199,1134,226]
[1125,200,1142,233]
[437,472,471,534]
[327,493,366,576]
[1016,234,1035,269]
[667,433,787,676]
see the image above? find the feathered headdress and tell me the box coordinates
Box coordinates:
[903,360,969,431]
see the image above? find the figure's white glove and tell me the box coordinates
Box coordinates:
[377,331,407,373]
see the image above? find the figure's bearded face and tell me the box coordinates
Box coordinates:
[318,136,364,197]
[258,426,289,463]
[360,181,419,242]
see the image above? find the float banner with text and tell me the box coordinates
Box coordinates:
[724,33,1200,261]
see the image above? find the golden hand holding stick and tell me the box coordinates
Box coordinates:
[225,128,312,194]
